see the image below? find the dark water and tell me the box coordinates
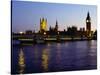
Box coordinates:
[11,40,97,74]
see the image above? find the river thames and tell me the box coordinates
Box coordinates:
[11,40,97,74]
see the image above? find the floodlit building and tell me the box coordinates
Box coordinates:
[40,18,47,33]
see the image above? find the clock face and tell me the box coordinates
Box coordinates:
[86,20,89,22]
[86,20,90,22]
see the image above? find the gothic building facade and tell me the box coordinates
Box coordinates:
[40,18,47,32]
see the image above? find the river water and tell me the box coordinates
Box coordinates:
[11,40,97,74]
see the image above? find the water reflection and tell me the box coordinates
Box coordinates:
[42,49,49,72]
[88,40,97,56]
[12,41,97,74]
[18,48,25,74]
[56,43,61,66]
[34,45,39,64]
[86,41,97,67]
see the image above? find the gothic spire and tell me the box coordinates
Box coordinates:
[86,12,91,20]
[56,20,58,26]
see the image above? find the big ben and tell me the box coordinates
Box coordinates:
[86,12,91,37]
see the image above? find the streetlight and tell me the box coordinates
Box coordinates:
[44,32,46,35]
[43,32,46,40]
[19,32,23,34]
[58,31,59,35]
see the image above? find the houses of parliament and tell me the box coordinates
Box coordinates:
[13,12,97,40]
[39,12,93,38]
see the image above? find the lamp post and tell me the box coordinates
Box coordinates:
[44,32,46,35]
[58,31,59,35]
[19,32,23,35]
[57,31,60,42]
[44,32,46,40]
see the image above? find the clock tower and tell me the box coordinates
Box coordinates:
[86,12,91,37]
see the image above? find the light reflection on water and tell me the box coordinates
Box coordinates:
[42,49,49,71]
[12,40,97,74]
[18,48,25,74]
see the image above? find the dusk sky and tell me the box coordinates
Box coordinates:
[12,1,97,33]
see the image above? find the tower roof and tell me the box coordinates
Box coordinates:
[40,18,41,23]
[42,17,44,21]
[86,12,91,20]
[56,20,58,25]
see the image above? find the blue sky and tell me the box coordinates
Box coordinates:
[12,1,97,32]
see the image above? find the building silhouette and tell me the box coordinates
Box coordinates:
[55,20,58,32]
[49,20,58,32]
[39,12,93,38]
[12,12,97,40]
[86,12,91,37]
